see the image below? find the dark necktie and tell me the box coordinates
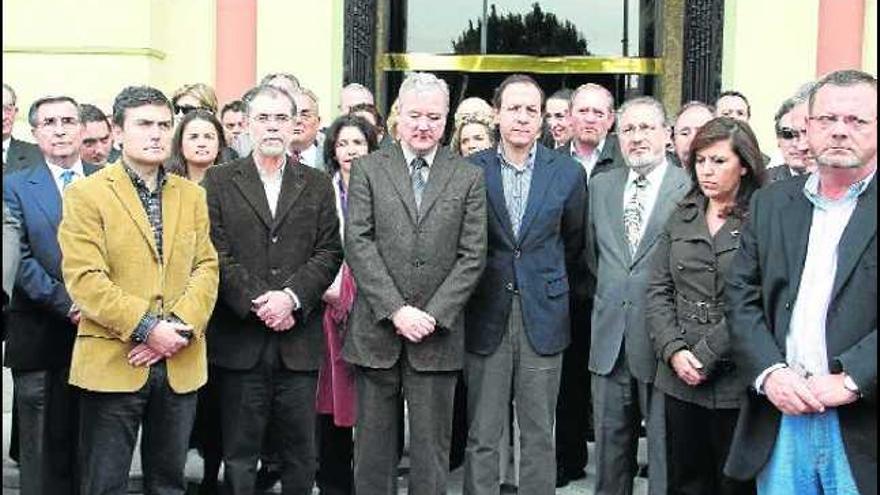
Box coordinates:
[411,157,428,211]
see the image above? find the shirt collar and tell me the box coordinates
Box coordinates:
[123,160,167,192]
[804,170,875,210]
[570,137,606,162]
[255,156,287,181]
[402,144,438,168]
[627,157,669,185]
[46,159,85,178]
[2,137,9,152]
[497,142,537,171]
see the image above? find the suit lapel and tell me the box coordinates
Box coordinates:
[380,145,419,225]
[517,146,558,242]
[780,186,814,305]
[483,153,515,242]
[831,177,877,300]
[160,178,182,267]
[107,165,160,262]
[632,165,688,267]
[272,162,307,231]
[604,168,632,263]
[27,162,63,227]
[231,157,274,230]
[418,148,456,223]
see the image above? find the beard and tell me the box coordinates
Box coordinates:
[258,140,286,157]
[624,151,664,175]
[815,150,862,169]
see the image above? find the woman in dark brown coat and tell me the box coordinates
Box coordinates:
[647,117,766,495]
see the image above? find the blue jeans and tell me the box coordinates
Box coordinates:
[757,410,859,495]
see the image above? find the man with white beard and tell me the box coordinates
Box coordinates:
[585,96,690,495]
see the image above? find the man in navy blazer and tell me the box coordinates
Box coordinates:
[3,95,98,494]
[463,75,587,494]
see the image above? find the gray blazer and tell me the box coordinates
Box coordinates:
[343,145,487,372]
[587,163,690,382]
[2,201,20,302]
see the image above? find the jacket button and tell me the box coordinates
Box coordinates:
[785,302,792,310]
[681,328,686,335]
[677,264,685,271]
[505,282,514,291]
[270,268,279,276]
[271,236,279,244]
[707,266,716,273]
[514,249,522,258]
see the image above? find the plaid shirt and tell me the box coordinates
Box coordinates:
[123,162,167,262]
[123,162,168,343]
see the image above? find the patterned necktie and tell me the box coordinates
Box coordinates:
[60,170,76,191]
[411,157,428,211]
[623,174,648,255]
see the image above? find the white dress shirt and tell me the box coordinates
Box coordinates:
[622,159,668,247]
[46,160,85,196]
[299,143,320,169]
[2,137,10,164]
[255,159,286,218]
[571,137,606,184]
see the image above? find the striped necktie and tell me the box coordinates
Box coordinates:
[411,157,428,211]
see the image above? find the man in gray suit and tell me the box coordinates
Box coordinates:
[587,96,689,495]
[343,72,487,495]
[289,87,326,172]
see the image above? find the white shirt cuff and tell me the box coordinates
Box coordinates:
[283,288,301,312]
[754,363,788,394]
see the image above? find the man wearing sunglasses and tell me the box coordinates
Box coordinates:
[769,86,816,183]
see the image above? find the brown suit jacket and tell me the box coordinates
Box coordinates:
[58,163,219,393]
[203,156,342,371]
[343,145,487,372]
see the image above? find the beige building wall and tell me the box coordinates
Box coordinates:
[864,0,877,74]
[3,0,345,142]
[722,0,821,155]
[256,0,345,125]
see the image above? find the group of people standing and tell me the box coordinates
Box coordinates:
[1,66,876,495]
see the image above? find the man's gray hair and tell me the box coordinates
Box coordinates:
[2,83,16,105]
[570,83,615,112]
[397,72,450,111]
[808,70,877,112]
[343,83,373,96]
[617,96,668,126]
[242,84,298,116]
[792,81,817,104]
[674,100,714,123]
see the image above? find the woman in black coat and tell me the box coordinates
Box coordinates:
[646,117,766,495]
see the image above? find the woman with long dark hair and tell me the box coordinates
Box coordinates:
[647,117,765,495]
[166,109,227,184]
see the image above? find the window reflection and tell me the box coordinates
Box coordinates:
[402,0,645,57]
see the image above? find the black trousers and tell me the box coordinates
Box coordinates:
[216,341,318,495]
[79,361,197,495]
[555,298,592,474]
[665,395,755,495]
[316,413,354,495]
[13,367,79,495]
[191,364,223,487]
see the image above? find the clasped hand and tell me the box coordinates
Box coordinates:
[252,290,296,331]
[127,320,193,367]
[670,349,705,386]
[764,368,858,415]
[392,305,436,343]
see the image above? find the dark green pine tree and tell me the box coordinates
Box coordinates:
[452,3,591,56]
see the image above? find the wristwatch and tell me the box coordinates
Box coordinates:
[842,374,861,396]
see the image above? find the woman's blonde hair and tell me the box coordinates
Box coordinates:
[172,83,218,114]
[449,112,496,156]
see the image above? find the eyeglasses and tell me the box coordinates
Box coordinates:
[36,116,80,129]
[619,123,659,137]
[174,104,208,116]
[776,127,801,140]
[251,113,292,124]
[809,114,875,132]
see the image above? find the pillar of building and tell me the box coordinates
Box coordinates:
[216,0,257,105]
[816,0,865,76]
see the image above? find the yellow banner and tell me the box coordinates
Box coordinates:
[380,53,662,74]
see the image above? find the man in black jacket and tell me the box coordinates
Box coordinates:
[725,69,877,495]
